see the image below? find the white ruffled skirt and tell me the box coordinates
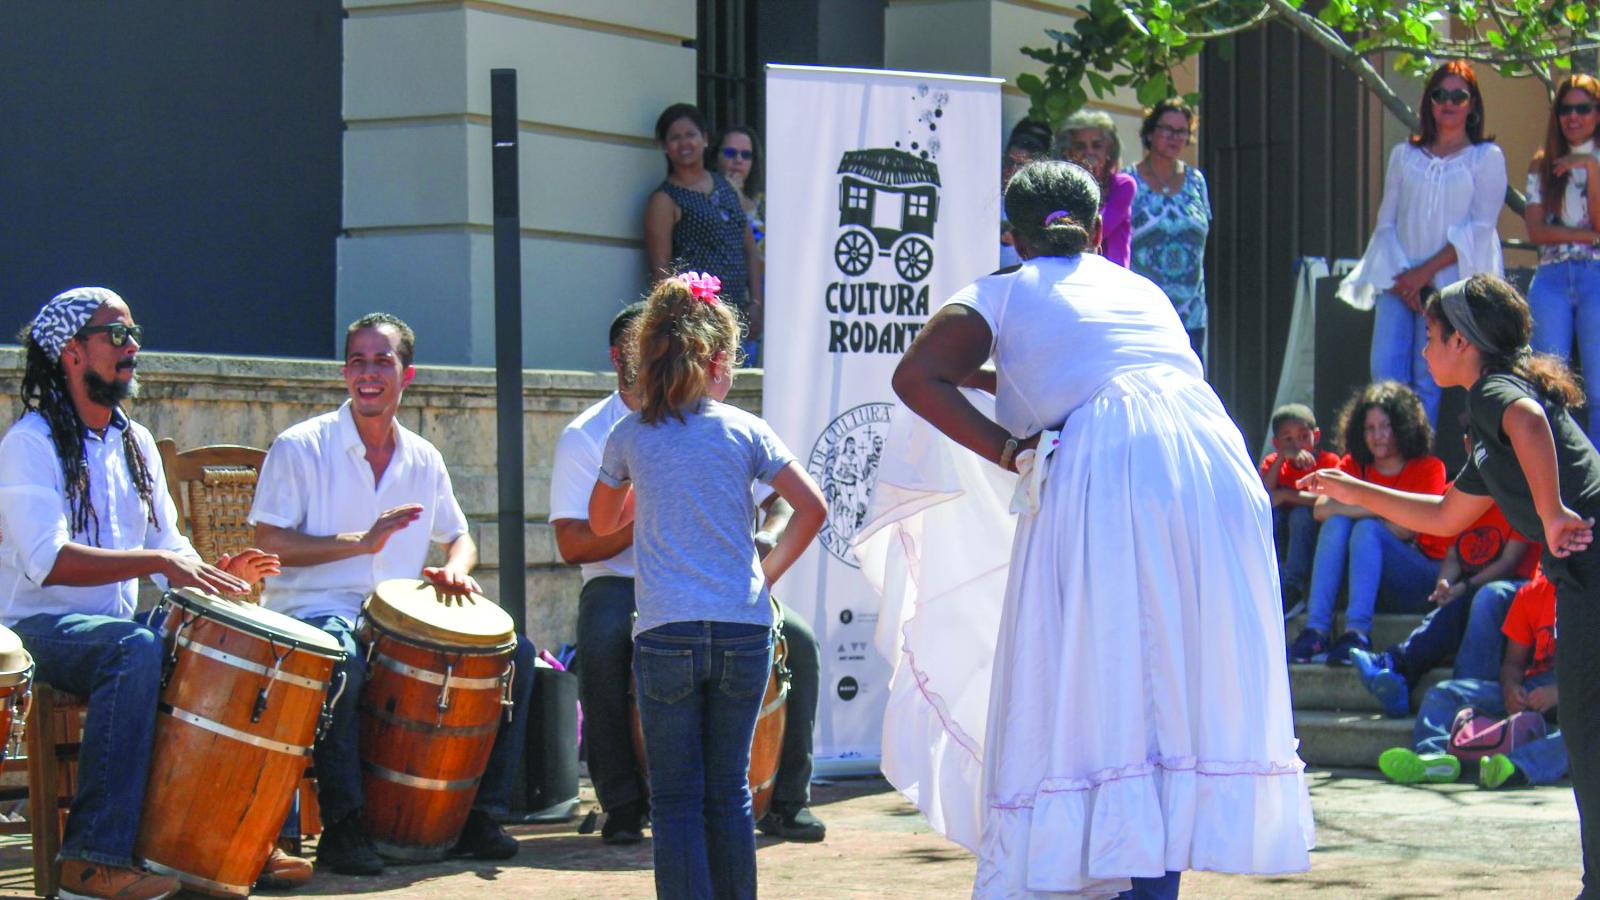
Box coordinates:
[857,368,1314,899]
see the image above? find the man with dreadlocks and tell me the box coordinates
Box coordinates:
[0,287,283,900]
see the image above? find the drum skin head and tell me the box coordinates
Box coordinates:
[167,587,344,656]
[365,578,515,648]
[0,625,30,686]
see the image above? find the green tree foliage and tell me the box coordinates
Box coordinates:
[1017,0,1600,137]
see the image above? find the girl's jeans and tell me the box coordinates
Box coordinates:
[635,620,772,900]
[1306,515,1436,636]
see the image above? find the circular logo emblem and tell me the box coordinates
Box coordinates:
[806,402,894,568]
[838,609,854,625]
[836,676,860,701]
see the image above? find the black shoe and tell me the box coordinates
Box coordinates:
[757,806,827,842]
[601,802,646,845]
[315,816,384,876]
[1326,630,1371,667]
[451,809,519,860]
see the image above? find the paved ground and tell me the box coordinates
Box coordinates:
[0,769,1582,898]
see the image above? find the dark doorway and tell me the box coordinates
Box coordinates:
[1,2,342,359]
[1199,22,1382,452]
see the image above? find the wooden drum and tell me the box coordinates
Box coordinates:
[0,626,34,765]
[629,618,790,821]
[356,578,516,861]
[137,588,344,897]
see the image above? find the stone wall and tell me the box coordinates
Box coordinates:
[0,347,762,649]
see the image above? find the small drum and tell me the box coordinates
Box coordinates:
[0,625,34,764]
[629,609,790,821]
[137,588,344,897]
[357,578,516,861]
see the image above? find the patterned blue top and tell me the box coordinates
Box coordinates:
[1129,164,1212,331]
[658,173,749,309]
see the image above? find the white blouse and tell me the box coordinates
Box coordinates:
[1338,141,1508,310]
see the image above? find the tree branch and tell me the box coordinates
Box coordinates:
[1263,0,1421,132]
[1180,4,1278,41]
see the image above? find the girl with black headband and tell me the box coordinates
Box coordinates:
[1299,273,1600,897]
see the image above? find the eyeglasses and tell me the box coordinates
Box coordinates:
[1153,125,1191,140]
[1558,102,1598,117]
[76,323,144,346]
[1429,88,1472,107]
[721,147,754,160]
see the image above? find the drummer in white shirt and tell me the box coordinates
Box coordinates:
[0,288,282,900]
[250,313,534,876]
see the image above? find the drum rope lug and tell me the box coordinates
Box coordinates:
[8,665,33,760]
[318,666,348,741]
[162,608,198,690]
[252,641,296,723]
[500,661,515,724]
[435,661,454,727]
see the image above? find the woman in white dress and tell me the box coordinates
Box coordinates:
[1337,60,1507,426]
[889,160,1313,899]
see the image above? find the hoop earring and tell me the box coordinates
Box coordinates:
[1467,111,1481,129]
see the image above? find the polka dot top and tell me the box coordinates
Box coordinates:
[657,173,749,308]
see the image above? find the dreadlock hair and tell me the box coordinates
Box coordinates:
[15,323,159,543]
[630,277,742,425]
[1423,274,1585,408]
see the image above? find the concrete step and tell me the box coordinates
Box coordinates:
[1294,709,1415,769]
[1288,661,1448,713]
[1285,612,1428,651]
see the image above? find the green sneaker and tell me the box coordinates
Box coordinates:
[1378,747,1460,784]
[1479,753,1520,790]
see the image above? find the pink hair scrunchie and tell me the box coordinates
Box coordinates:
[1043,209,1072,227]
[677,271,723,304]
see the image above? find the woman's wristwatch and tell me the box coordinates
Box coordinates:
[999,436,1020,471]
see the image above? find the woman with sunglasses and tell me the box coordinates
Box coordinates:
[715,126,765,254]
[645,104,764,352]
[1337,61,1508,427]
[1525,74,1600,446]
[1129,98,1213,363]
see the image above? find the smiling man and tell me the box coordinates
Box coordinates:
[250,312,534,876]
[0,287,282,900]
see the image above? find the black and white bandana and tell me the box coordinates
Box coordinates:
[29,287,119,362]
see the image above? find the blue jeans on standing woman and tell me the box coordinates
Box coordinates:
[1306,515,1437,637]
[1528,258,1600,448]
[1371,291,1442,426]
[11,612,164,867]
[635,620,772,900]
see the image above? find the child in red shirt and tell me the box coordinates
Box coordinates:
[1288,382,1449,665]
[1260,404,1341,616]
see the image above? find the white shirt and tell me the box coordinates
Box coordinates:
[250,402,469,623]
[1338,141,1507,310]
[549,392,635,582]
[947,254,1201,436]
[0,409,197,625]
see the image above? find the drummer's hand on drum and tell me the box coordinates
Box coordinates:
[422,566,482,601]
[161,551,253,597]
[362,504,424,553]
[216,548,282,590]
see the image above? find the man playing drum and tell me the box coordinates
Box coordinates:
[250,312,535,875]
[550,303,828,844]
[0,288,288,900]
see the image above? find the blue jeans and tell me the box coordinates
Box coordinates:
[635,621,771,900]
[11,612,164,867]
[301,615,536,825]
[1528,258,1600,447]
[1388,580,1520,686]
[1371,291,1441,425]
[1306,516,1437,636]
[1413,670,1565,785]
[1273,505,1318,595]
[577,578,820,815]
[1117,871,1181,899]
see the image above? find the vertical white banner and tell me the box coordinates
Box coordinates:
[764,65,1001,769]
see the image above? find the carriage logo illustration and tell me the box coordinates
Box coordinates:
[832,149,940,282]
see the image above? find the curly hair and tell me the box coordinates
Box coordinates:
[630,276,742,424]
[1335,380,1434,466]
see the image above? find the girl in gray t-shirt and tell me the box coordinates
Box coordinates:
[589,272,824,899]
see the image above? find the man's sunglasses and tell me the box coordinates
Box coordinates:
[1429,88,1472,107]
[721,147,754,160]
[1559,102,1598,117]
[76,323,144,346]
